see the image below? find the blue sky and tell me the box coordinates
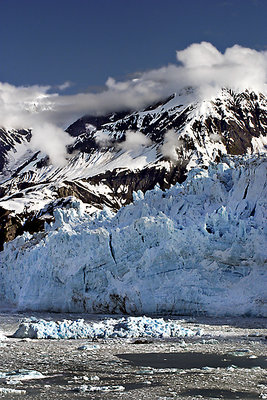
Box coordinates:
[1,0,266,93]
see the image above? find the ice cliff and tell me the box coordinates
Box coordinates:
[1,155,266,316]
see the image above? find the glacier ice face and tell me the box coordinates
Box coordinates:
[0,156,266,316]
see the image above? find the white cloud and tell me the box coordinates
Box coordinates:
[30,122,74,167]
[0,42,266,165]
[177,42,267,97]
[95,130,113,147]
[57,81,72,91]
[160,129,183,161]
[118,131,152,152]
[177,42,224,67]
[0,82,74,167]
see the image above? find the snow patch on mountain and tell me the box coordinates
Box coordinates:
[1,155,266,316]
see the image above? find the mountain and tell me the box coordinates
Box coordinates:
[0,88,266,316]
[0,88,266,250]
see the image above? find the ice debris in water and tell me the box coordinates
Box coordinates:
[13,316,201,339]
[0,369,44,384]
[73,384,125,393]
[77,344,100,350]
[0,388,27,395]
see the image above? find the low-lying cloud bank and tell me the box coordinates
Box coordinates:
[1,42,266,165]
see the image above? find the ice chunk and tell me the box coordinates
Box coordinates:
[13,316,200,339]
[73,384,125,392]
[0,388,27,395]
[77,344,100,350]
[0,369,45,385]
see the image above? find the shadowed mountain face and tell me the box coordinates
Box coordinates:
[0,89,266,250]
[66,90,267,155]
[0,128,31,173]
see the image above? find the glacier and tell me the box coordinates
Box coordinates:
[0,155,266,316]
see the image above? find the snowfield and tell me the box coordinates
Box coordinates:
[1,155,266,316]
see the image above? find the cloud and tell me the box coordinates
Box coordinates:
[0,82,74,167]
[30,123,75,166]
[175,42,267,97]
[118,131,152,152]
[177,42,224,68]
[160,129,184,161]
[57,81,72,91]
[95,130,152,153]
[94,130,113,147]
[0,42,266,165]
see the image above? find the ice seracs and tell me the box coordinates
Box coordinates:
[1,155,266,316]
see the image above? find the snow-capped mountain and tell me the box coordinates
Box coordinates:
[1,88,266,251]
[0,88,266,316]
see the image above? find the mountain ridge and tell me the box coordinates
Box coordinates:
[0,88,266,251]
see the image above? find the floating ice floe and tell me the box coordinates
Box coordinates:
[77,344,100,350]
[0,388,26,395]
[0,369,45,385]
[13,316,201,339]
[73,384,125,393]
